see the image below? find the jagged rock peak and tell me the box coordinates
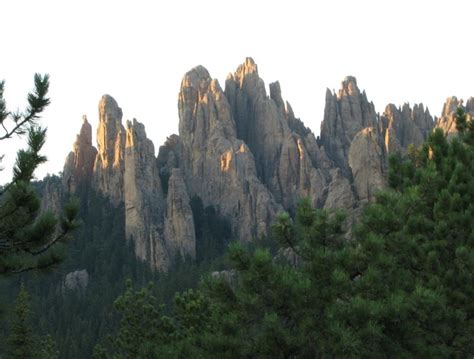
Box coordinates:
[234,57,259,79]
[320,75,378,174]
[93,95,126,204]
[99,94,123,122]
[381,102,433,155]
[125,118,149,147]
[78,115,93,145]
[338,76,360,98]
[441,96,461,117]
[181,65,211,90]
[269,81,285,111]
[436,96,463,138]
[179,66,235,145]
[62,116,98,192]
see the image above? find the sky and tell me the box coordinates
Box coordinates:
[1,0,473,184]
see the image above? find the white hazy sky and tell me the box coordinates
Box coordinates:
[1,0,473,184]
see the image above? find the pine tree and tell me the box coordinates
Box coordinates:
[6,285,35,358]
[341,107,474,356]
[0,74,79,275]
[99,108,473,357]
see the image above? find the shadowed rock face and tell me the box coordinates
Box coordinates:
[124,118,168,270]
[381,103,434,155]
[225,58,334,211]
[320,76,378,175]
[60,95,198,271]
[56,58,471,272]
[164,168,195,261]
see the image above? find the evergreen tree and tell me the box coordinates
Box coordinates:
[343,107,474,356]
[6,285,35,358]
[101,106,473,357]
[0,74,79,275]
[5,285,59,358]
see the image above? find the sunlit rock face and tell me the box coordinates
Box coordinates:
[178,64,280,242]
[92,95,126,205]
[56,58,473,272]
[435,96,474,138]
[63,116,98,192]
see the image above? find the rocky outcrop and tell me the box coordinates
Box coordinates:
[435,96,474,138]
[179,64,280,241]
[164,169,196,261]
[63,116,98,192]
[63,269,89,292]
[54,58,474,273]
[124,118,167,270]
[320,77,378,175]
[157,134,183,195]
[92,95,126,205]
[348,127,385,202]
[381,103,434,155]
[225,58,332,210]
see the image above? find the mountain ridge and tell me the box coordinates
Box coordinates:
[46,57,473,271]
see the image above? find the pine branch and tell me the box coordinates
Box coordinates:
[0,74,50,141]
[25,230,68,256]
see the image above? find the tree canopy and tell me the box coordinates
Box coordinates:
[98,107,473,357]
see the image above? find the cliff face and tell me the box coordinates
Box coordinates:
[92,95,126,205]
[178,65,279,242]
[320,76,378,175]
[124,119,167,269]
[55,58,470,271]
[381,103,434,155]
[63,116,97,192]
[225,58,337,211]
[62,96,196,271]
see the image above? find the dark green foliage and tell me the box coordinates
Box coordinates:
[5,285,58,359]
[1,186,224,358]
[105,280,174,358]
[100,107,473,357]
[190,196,231,263]
[0,74,79,275]
[6,285,35,358]
[341,107,474,356]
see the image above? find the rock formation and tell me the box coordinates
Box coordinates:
[92,95,126,205]
[124,118,168,270]
[225,58,333,210]
[380,103,434,155]
[320,76,378,175]
[164,169,196,261]
[178,64,280,241]
[51,58,473,272]
[63,116,98,192]
[435,96,474,138]
[348,127,385,202]
[63,269,89,292]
